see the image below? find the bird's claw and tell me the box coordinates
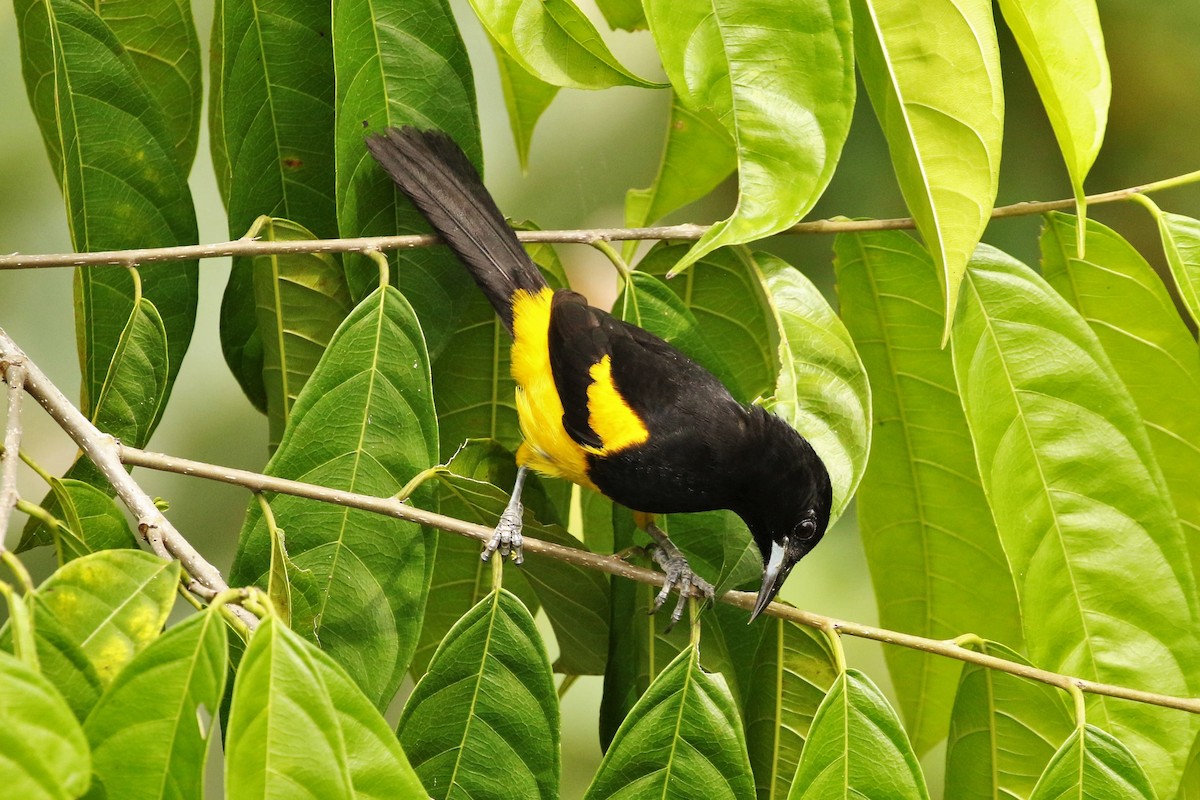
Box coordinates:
[482,502,524,565]
[649,546,714,629]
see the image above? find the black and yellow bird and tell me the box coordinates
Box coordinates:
[366,127,832,622]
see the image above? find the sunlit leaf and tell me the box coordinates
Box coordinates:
[852,0,1003,339]
[835,229,1021,754]
[951,245,1199,796]
[230,286,438,709]
[1030,725,1155,800]
[594,0,645,31]
[1142,202,1200,336]
[490,35,559,169]
[0,607,103,721]
[647,0,855,273]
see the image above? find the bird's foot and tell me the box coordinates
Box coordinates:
[649,544,715,629]
[482,502,524,565]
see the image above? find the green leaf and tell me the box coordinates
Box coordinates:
[1042,213,1200,589]
[212,0,338,409]
[997,0,1109,241]
[333,0,479,357]
[944,640,1076,799]
[35,550,179,686]
[0,650,91,800]
[89,290,171,447]
[1030,725,1156,800]
[96,0,202,169]
[788,669,930,800]
[46,477,138,561]
[1180,732,1200,800]
[587,645,755,800]
[852,0,1003,340]
[834,229,1021,755]
[253,218,353,451]
[469,0,660,90]
[226,616,427,799]
[230,286,438,709]
[639,243,777,404]
[490,35,559,169]
[594,0,646,31]
[0,606,104,721]
[16,0,199,426]
[398,589,559,799]
[951,245,1200,796]
[623,94,735,260]
[1149,207,1200,330]
[752,251,871,523]
[744,616,839,800]
[84,609,228,800]
[648,0,855,274]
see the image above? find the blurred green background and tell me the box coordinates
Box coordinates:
[2,1,1198,796]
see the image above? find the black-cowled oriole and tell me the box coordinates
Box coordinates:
[366,127,832,622]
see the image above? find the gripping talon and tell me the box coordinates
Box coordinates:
[647,540,714,629]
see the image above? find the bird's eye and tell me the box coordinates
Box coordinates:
[794,517,818,542]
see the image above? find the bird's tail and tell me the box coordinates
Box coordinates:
[365,126,547,333]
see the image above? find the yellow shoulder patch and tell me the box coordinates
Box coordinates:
[587,356,649,453]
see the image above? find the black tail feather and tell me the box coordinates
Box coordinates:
[365,127,547,332]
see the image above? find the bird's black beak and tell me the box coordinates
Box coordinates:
[749,538,788,622]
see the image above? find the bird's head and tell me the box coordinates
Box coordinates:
[736,411,833,622]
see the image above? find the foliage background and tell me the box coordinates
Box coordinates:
[1,0,1199,796]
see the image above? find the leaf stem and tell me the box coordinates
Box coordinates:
[1069,683,1088,731]
[0,549,34,594]
[820,619,848,674]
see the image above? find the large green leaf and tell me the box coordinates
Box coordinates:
[587,645,755,800]
[752,251,871,523]
[997,0,1108,238]
[788,669,929,799]
[834,229,1021,754]
[212,0,338,410]
[15,0,198,425]
[35,550,179,686]
[852,0,1003,338]
[944,640,1076,799]
[1030,725,1156,800]
[225,616,427,799]
[0,606,104,722]
[1180,733,1200,800]
[398,589,559,799]
[639,243,777,404]
[84,609,228,800]
[97,0,202,169]
[0,650,91,800]
[230,286,438,709]
[623,94,735,260]
[646,0,855,273]
[253,218,353,451]
[1042,212,1200,586]
[743,617,839,800]
[1146,206,1200,330]
[333,0,479,357]
[489,34,559,169]
[468,0,660,90]
[951,246,1199,796]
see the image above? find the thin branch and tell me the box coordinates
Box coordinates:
[0,361,27,543]
[119,444,1200,715]
[0,329,258,630]
[3,170,1199,272]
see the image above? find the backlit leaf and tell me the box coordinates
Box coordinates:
[1030,725,1155,800]
[490,35,559,169]
[1150,207,1200,330]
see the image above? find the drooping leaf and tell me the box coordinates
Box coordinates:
[0,586,38,671]
[333,0,480,358]
[788,669,930,799]
[230,286,438,709]
[852,0,1003,339]
[744,616,839,800]
[1147,206,1200,330]
[469,0,660,90]
[587,645,755,800]
[0,606,104,721]
[46,477,138,562]
[944,639,1076,799]
[88,290,171,448]
[1042,212,1200,586]
[997,0,1109,242]
[35,550,179,686]
[252,217,353,451]
[490,35,559,169]
[0,650,91,800]
[398,589,559,799]
[834,229,1021,754]
[84,609,228,800]
[212,0,338,410]
[752,250,871,523]
[623,94,735,260]
[225,616,427,799]
[647,0,855,274]
[951,245,1199,796]
[594,0,645,31]
[1030,725,1156,800]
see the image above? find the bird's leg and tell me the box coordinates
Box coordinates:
[483,465,528,565]
[639,516,715,627]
